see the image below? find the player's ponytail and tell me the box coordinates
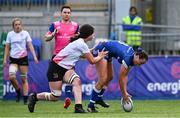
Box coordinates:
[70,24,94,42]
[70,34,80,42]
[136,47,148,61]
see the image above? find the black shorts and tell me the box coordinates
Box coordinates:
[9,56,28,66]
[51,55,56,60]
[47,61,68,82]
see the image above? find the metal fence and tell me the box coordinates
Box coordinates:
[1,23,180,60]
[117,24,180,55]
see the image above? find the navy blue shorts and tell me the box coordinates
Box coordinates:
[92,42,112,61]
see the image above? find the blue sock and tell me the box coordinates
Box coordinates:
[98,88,105,100]
[99,88,105,95]
[65,85,72,98]
[88,88,101,107]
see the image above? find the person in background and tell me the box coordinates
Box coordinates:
[28,24,108,113]
[122,6,143,51]
[44,5,79,109]
[87,41,148,112]
[3,18,38,104]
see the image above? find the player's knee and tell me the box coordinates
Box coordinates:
[44,90,61,101]
[67,72,80,85]
[20,73,27,79]
[9,75,16,81]
[9,65,18,78]
[72,78,81,87]
[51,90,61,101]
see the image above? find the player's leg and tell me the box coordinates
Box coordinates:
[63,69,85,113]
[28,61,64,113]
[95,59,110,107]
[87,59,109,113]
[95,60,113,107]
[38,81,63,101]
[19,65,28,104]
[28,81,62,113]
[104,60,114,86]
[9,64,20,102]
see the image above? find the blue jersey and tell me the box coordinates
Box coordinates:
[93,41,134,69]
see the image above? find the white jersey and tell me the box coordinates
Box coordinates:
[53,38,90,69]
[6,30,32,58]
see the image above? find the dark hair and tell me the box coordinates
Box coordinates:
[61,5,71,12]
[70,24,94,42]
[129,6,138,15]
[135,48,148,61]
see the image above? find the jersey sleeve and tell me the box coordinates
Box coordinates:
[122,57,131,69]
[121,55,133,69]
[48,23,55,33]
[26,31,32,42]
[80,43,90,54]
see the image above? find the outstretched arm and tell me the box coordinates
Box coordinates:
[84,51,108,64]
[118,64,130,103]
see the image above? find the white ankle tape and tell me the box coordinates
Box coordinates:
[44,93,51,101]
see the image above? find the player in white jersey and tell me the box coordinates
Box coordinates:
[28,24,108,113]
[3,18,38,104]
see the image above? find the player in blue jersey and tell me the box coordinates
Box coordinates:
[87,41,148,112]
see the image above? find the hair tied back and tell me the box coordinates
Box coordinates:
[137,47,142,54]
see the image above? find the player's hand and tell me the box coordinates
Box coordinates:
[52,28,59,37]
[3,59,7,66]
[123,93,130,104]
[34,57,39,64]
[127,93,132,98]
[98,50,108,58]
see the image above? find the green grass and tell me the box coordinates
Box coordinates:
[0,100,180,118]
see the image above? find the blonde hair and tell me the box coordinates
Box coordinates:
[12,18,22,28]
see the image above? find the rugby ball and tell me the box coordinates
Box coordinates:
[121,97,133,112]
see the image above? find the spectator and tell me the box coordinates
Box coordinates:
[122,6,143,51]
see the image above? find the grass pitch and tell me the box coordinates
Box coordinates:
[0,100,180,118]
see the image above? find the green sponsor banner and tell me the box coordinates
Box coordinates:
[0,32,6,99]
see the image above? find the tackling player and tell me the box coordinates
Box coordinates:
[44,5,79,109]
[28,24,107,113]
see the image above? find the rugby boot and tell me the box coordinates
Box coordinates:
[28,93,37,113]
[90,88,110,108]
[95,99,110,108]
[74,104,86,113]
[16,89,21,102]
[87,103,98,113]
[23,96,28,105]
[64,97,71,109]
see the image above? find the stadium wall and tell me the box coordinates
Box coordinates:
[2,56,180,100]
